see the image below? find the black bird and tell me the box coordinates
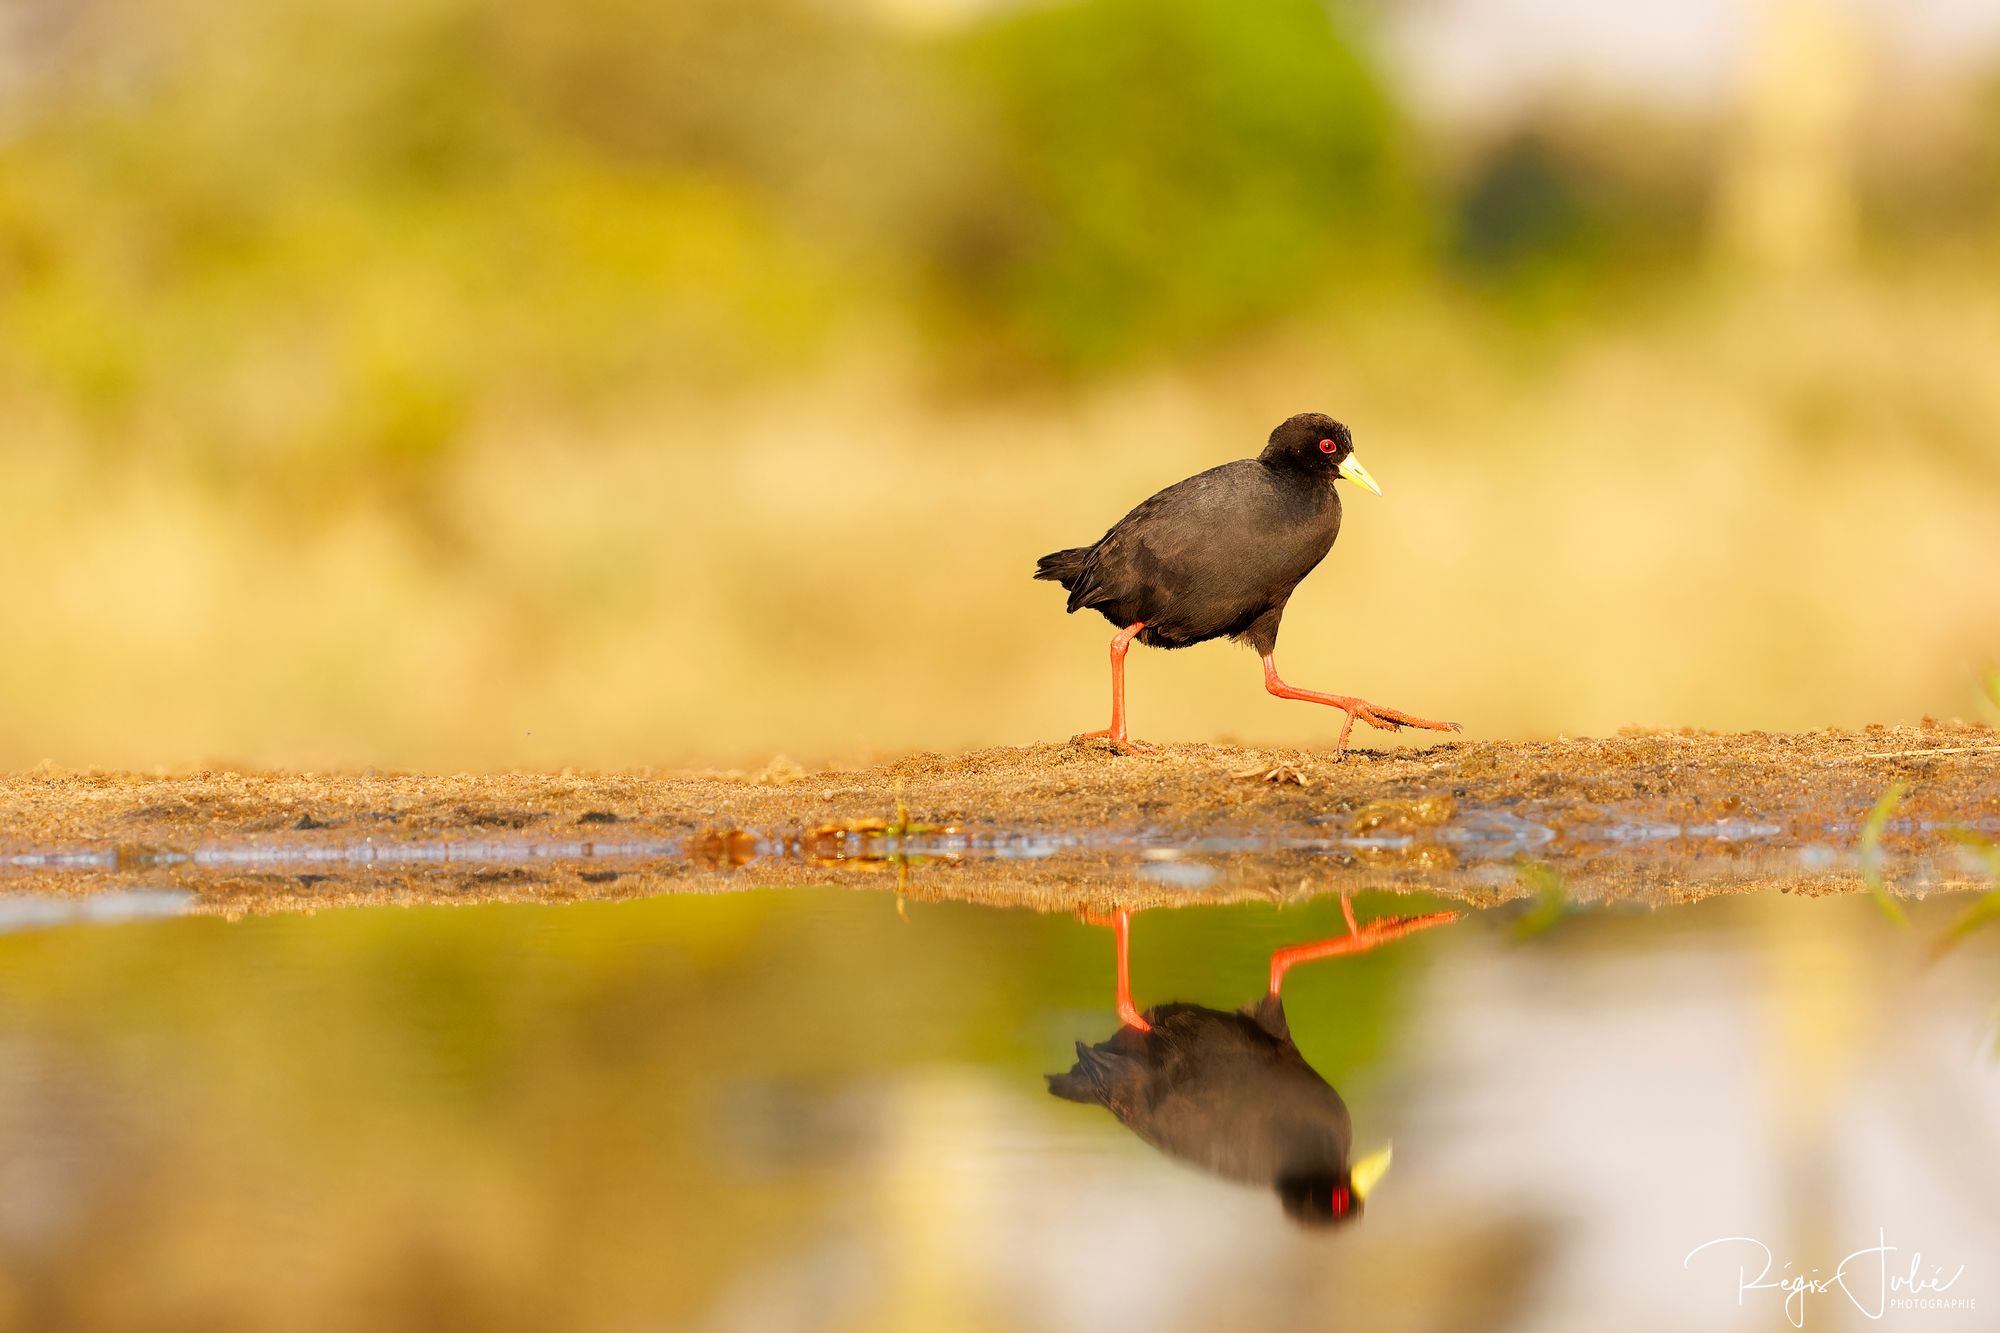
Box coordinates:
[1048,995,1389,1227]
[1035,412,1458,753]
[1051,900,1457,1225]
[1056,996,1384,1224]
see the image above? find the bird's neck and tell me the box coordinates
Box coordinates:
[1258,453,1337,490]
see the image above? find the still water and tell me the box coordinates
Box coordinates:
[0,884,1992,1332]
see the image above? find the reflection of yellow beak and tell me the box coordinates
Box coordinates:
[1336,452,1382,496]
[1350,1143,1392,1202]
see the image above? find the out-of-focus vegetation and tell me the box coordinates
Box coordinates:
[1860,780,1912,926]
[1507,858,1571,941]
[2,0,1999,767]
[0,0,1428,408]
[1937,829,2000,955]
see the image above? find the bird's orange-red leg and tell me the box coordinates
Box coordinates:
[1267,892,1460,995]
[1261,654,1459,753]
[1081,908,1151,1031]
[1076,623,1154,755]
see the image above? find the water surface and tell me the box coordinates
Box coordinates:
[0,882,1993,1331]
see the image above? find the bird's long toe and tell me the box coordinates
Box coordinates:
[1364,704,1458,733]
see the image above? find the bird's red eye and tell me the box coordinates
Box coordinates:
[1318,439,1336,454]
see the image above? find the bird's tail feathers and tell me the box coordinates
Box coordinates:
[1045,1040,1138,1106]
[1033,546,1092,590]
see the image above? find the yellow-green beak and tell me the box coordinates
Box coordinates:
[1336,452,1382,496]
[1350,1143,1392,1202]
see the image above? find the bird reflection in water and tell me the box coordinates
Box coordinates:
[1048,893,1458,1226]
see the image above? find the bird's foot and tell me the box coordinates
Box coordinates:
[1348,701,1461,737]
[1073,728,1157,756]
[1260,658,1459,754]
[1308,695,1460,754]
[1267,908,1462,994]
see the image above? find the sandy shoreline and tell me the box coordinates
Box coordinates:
[2,724,1996,916]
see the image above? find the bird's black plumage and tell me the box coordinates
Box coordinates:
[1036,410,1456,752]
[1035,412,1358,656]
[1047,995,1361,1226]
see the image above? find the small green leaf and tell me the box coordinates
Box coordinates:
[1934,890,2000,958]
[1510,858,1569,941]
[1944,826,2000,877]
[1930,827,2000,958]
[1860,781,1910,927]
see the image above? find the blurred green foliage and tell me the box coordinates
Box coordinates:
[3,0,1997,457]
[1449,121,1709,313]
[943,0,1417,366]
[0,0,874,491]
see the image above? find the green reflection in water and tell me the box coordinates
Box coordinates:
[0,889,1445,1331]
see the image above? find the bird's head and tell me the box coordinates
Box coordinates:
[1261,412,1382,496]
[1275,1143,1392,1229]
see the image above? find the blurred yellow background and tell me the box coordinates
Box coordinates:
[2,0,1997,769]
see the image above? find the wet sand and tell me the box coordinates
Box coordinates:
[2,724,1997,916]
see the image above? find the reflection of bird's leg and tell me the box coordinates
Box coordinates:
[1080,907,1152,1031]
[1260,655,1460,753]
[1267,893,1460,995]
[1075,623,1154,755]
